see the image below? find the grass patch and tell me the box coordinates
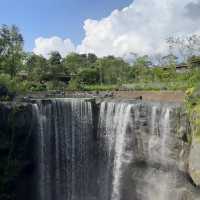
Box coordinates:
[82,84,118,91]
[123,81,191,91]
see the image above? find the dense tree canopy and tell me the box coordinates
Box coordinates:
[25,53,49,81]
[1,24,200,93]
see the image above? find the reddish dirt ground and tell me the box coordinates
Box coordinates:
[113,91,185,103]
[22,90,185,103]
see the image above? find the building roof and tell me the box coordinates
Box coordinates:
[176,63,189,69]
[17,71,28,76]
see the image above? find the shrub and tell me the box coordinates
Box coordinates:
[29,83,47,92]
[82,84,118,91]
[78,68,99,84]
[67,78,82,91]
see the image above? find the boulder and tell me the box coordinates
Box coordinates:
[189,139,200,186]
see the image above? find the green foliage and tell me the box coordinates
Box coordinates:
[96,56,130,85]
[123,81,189,91]
[0,74,18,94]
[78,68,99,84]
[25,53,49,81]
[185,85,200,142]
[67,78,82,91]
[62,53,87,74]
[0,25,24,77]
[46,80,65,91]
[129,55,151,81]
[49,51,62,65]
[1,24,200,94]
[82,84,118,91]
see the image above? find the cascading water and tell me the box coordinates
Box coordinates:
[145,106,172,200]
[98,102,134,200]
[33,99,94,200]
[148,106,171,164]
[32,99,196,200]
[99,102,192,200]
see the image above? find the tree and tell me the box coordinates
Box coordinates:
[131,55,152,81]
[49,51,62,65]
[62,53,85,75]
[0,25,24,77]
[161,54,177,66]
[96,56,130,85]
[78,68,99,84]
[166,35,200,61]
[25,53,49,81]
[87,53,97,65]
[48,51,65,78]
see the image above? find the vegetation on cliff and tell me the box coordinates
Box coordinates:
[185,86,200,142]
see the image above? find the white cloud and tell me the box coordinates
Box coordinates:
[33,0,200,58]
[77,0,200,57]
[33,36,75,58]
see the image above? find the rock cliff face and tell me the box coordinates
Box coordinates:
[97,101,200,200]
[0,102,37,200]
[0,99,200,200]
[189,140,200,187]
[187,109,200,187]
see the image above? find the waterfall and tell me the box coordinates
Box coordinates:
[31,99,191,200]
[148,106,172,164]
[160,108,171,161]
[148,105,159,162]
[98,101,135,200]
[33,99,94,200]
[144,106,180,200]
[110,103,132,200]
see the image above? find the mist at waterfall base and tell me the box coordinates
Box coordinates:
[31,98,191,200]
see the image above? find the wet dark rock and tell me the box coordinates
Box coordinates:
[0,85,15,101]
[0,102,37,200]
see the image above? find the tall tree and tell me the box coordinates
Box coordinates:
[0,25,24,77]
[25,53,49,81]
[62,53,87,75]
[87,53,97,65]
[131,55,152,81]
[49,51,62,65]
[48,51,64,77]
[96,56,130,84]
[167,35,200,61]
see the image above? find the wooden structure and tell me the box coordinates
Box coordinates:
[162,63,190,73]
[17,71,28,80]
[190,57,200,68]
[175,64,190,73]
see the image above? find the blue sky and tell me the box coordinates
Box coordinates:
[0,0,132,51]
